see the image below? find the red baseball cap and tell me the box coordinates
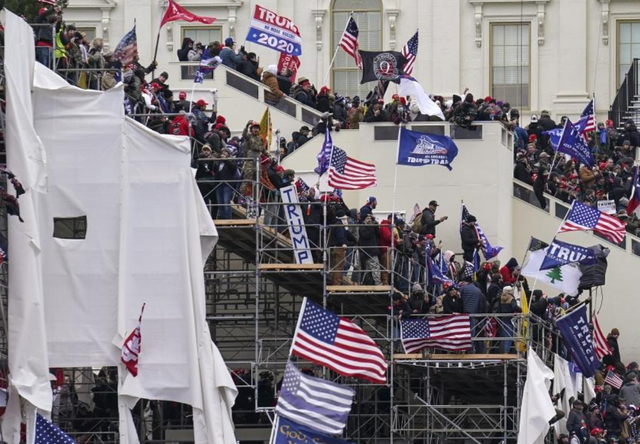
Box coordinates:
[196,99,208,107]
[149,82,161,90]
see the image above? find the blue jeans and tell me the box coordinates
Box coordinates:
[470,317,485,353]
[36,47,51,69]
[215,184,233,219]
[499,321,514,353]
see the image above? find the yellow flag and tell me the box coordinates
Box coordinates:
[517,288,529,353]
[259,107,272,149]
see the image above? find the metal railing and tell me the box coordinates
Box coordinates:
[609,58,639,128]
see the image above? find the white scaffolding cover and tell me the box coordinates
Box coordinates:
[2,9,236,444]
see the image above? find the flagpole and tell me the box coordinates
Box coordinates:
[152,28,161,78]
[323,12,353,86]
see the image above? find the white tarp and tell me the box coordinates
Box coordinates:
[518,348,556,444]
[2,9,236,444]
[1,10,52,444]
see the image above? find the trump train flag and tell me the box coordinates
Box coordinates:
[397,127,458,170]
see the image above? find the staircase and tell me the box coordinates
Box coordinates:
[609,58,640,128]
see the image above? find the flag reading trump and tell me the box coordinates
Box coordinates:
[397,127,459,170]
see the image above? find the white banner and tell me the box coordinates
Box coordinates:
[280,185,313,264]
[597,199,616,214]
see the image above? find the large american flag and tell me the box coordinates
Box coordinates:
[339,16,362,69]
[558,201,626,243]
[35,414,77,444]
[328,147,377,190]
[275,362,354,435]
[400,316,472,353]
[593,314,613,360]
[575,99,596,135]
[291,298,387,384]
[401,30,419,76]
[113,25,138,66]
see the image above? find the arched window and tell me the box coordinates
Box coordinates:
[331,0,382,98]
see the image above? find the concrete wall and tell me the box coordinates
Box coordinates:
[281,121,514,261]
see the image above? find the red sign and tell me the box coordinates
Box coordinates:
[277,52,301,82]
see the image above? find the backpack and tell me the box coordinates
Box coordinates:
[411,214,423,233]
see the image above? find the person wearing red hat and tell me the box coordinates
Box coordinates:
[292,77,317,109]
[35,4,61,68]
[175,91,191,113]
[191,98,216,144]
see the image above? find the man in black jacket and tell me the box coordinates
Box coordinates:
[420,200,448,237]
[359,214,382,285]
[460,215,482,263]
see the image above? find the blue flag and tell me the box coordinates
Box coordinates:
[474,221,503,260]
[274,417,356,444]
[543,127,562,149]
[556,118,594,167]
[314,129,333,175]
[540,238,598,271]
[555,305,599,378]
[427,255,456,288]
[194,48,222,84]
[397,127,459,170]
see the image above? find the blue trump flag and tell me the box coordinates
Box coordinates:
[275,416,357,444]
[556,118,594,167]
[397,127,459,170]
[540,238,598,271]
[555,305,599,377]
[543,127,562,149]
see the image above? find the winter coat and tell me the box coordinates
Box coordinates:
[219,47,243,69]
[514,161,533,185]
[580,166,596,188]
[177,38,193,61]
[620,382,640,407]
[500,258,519,284]
[460,224,479,257]
[294,89,316,109]
[348,106,365,129]
[263,71,285,102]
[442,294,463,314]
[461,283,485,314]
[420,208,441,237]
[359,224,381,260]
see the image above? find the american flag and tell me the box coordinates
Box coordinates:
[291,298,387,384]
[194,48,222,84]
[401,30,419,76]
[35,414,77,444]
[339,16,362,69]
[558,201,626,243]
[121,303,145,377]
[627,165,640,216]
[400,315,472,353]
[604,370,623,389]
[575,99,596,135]
[113,25,138,66]
[275,362,354,435]
[593,315,613,360]
[328,147,377,190]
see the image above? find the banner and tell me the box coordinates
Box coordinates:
[397,127,459,170]
[274,417,357,444]
[556,118,594,167]
[246,5,302,55]
[555,305,599,378]
[597,199,616,215]
[359,50,406,84]
[521,248,582,295]
[277,52,301,81]
[540,239,598,271]
[280,185,313,264]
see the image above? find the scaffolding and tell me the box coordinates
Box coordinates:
[0,55,546,444]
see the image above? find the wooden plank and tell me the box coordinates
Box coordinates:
[326,285,392,293]
[215,219,256,227]
[393,353,519,361]
[259,264,324,271]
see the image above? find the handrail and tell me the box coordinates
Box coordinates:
[609,58,639,128]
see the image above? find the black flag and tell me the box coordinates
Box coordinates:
[359,50,406,84]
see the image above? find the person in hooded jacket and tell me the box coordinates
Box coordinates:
[495,286,521,353]
[500,258,520,284]
[452,93,477,128]
[607,328,622,363]
[177,38,194,61]
[237,52,262,81]
[262,65,285,105]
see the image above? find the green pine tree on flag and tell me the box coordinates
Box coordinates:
[546,267,563,284]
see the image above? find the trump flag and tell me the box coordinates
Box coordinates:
[397,127,459,170]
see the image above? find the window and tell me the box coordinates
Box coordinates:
[490,23,530,109]
[182,26,223,47]
[77,27,96,43]
[53,216,87,240]
[331,0,382,98]
[618,22,640,87]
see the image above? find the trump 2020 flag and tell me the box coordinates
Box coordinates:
[540,238,598,271]
[274,417,357,444]
[246,4,302,55]
[121,303,145,376]
[555,305,599,378]
[275,362,354,435]
[397,127,459,170]
[359,50,406,84]
[556,118,594,167]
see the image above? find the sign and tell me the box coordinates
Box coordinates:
[277,52,301,81]
[280,185,313,264]
[246,5,302,55]
[555,305,599,377]
[597,199,616,215]
[397,127,459,170]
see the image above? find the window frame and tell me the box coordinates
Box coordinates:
[489,22,531,110]
[616,20,640,89]
[330,0,383,94]
[180,25,224,48]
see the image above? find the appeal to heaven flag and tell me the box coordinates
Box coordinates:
[359,50,406,84]
[275,362,354,435]
[397,127,458,170]
[522,248,582,295]
[540,238,598,271]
